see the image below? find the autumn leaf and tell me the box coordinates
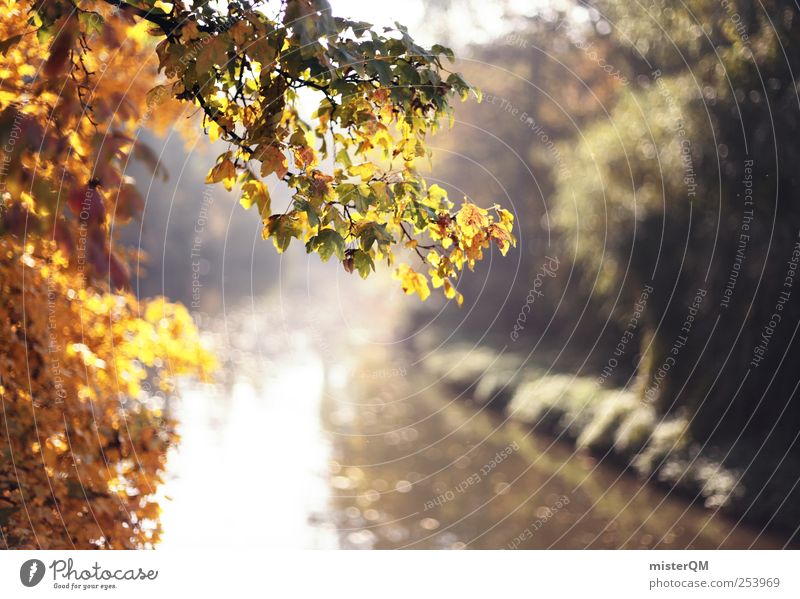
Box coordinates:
[195,36,228,74]
[395,264,431,300]
[348,162,378,181]
[258,145,289,179]
[0,34,22,56]
[353,249,375,279]
[455,201,489,238]
[486,223,516,255]
[240,180,271,218]
[357,221,393,253]
[206,154,236,190]
[427,184,448,208]
[306,228,346,262]
[146,84,171,107]
[0,0,517,552]
[265,212,305,252]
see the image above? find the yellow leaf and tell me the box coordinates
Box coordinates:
[206,155,236,190]
[487,222,516,255]
[208,121,221,143]
[240,180,271,217]
[394,264,430,301]
[348,162,378,182]
[427,184,448,207]
[455,201,489,237]
[443,278,456,298]
[20,191,36,214]
[497,207,514,226]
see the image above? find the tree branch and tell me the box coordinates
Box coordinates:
[191,85,255,154]
[98,0,178,36]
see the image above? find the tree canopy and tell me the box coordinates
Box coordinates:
[4,0,514,301]
[0,0,512,547]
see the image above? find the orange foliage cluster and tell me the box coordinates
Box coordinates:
[0,0,196,281]
[0,0,211,548]
[0,239,213,548]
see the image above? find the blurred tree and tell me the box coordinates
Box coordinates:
[0,0,512,547]
[554,0,800,495]
[388,0,799,528]
[426,12,638,375]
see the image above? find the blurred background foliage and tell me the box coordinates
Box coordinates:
[412,0,800,527]
[415,0,800,436]
[124,1,800,532]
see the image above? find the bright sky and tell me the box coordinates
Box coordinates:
[330,0,510,49]
[331,0,427,30]
[330,0,578,51]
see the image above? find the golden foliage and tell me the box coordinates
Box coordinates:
[0,239,213,548]
[0,0,215,548]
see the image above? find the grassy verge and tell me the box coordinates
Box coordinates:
[422,345,799,535]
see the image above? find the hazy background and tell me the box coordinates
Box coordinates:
[120,0,800,548]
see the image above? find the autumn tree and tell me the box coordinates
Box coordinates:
[553,0,800,526]
[0,0,512,547]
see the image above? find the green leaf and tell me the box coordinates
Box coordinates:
[306,228,345,262]
[265,213,303,252]
[36,24,56,46]
[78,12,104,36]
[354,188,371,212]
[335,183,356,203]
[294,198,320,227]
[353,249,374,279]
[335,148,352,168]
[395,61,420,86]
[359,221,392,252]
[369,181,391,209]
[431,44,455,63]
[368,58,393,85]
[446,72,472,100]
[325,206,349,236]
